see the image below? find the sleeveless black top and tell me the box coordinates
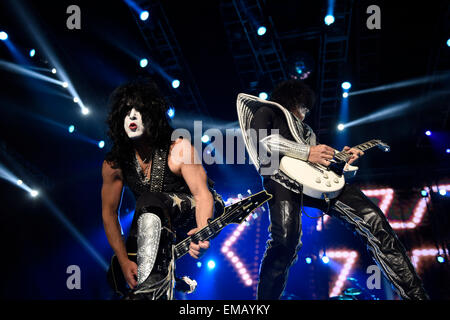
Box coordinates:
[121,144,191,200]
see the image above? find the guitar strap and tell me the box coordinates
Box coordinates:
[149,144,169,193]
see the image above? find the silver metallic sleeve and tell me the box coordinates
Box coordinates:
[137,212,162,285]
[260,134,311,161]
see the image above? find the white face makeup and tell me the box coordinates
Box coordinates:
[124,108,145,139]
[293,106,309,122]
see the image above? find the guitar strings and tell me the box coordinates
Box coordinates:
[335,140,377,160]
[175,197,262,254]
[178,201,248,245]
[175,194,270,255]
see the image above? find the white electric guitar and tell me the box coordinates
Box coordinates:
[279,139,390,199]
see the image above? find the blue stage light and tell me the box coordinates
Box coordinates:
[139,58,148,68]
[171,79,180,89]
[324,15,335,26]
[167,107,175,119]
[197,261,202,268]
[0,31,8,41]
[305,257,312,264]
[68,125,75,133]
[425,130,431,136]
[337,123,345,131]
[446,148,450,154]
[322,255,329,264]
[342,92,349,98]
[257,26,267,36]
[140,10,149,21]
[439,189,447,196]
[207,260,216,269]
[341,82,352,90]
[437,255,445,263]
[98,140,105,149]
[259,92,268,100]
[201,135,210,143]
[447,39,450,47]
[420,190,428,197]
[29,49,36,57]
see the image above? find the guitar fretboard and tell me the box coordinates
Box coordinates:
[173,191,271,260]
[174,217,227,259]
[335,139,381,162]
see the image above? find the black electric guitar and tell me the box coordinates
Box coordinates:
[107,190,272,296]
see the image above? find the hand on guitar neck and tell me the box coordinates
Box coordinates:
[307,144,364,167]
[341,146,365,165]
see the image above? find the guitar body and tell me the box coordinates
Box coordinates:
[280,156,345,199]
[107,252,136,297]
[279,139,390,200]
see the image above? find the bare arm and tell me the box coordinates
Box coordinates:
[170,139,214,258]
[101,160,137,288]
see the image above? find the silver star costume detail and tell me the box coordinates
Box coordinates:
[186,195,196,209]
[136,212,162,285]
[169,194,184,211]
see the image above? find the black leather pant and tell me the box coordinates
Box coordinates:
[257,178,429,300]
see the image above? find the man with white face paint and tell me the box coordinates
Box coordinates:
[124,107,145,140]
[102,79,223,300]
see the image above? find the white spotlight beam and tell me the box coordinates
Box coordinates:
[349,73,450,97]
[8,1,87,111]
[344,91,449,129]
[0,164,34,194]
[0,60,64,87]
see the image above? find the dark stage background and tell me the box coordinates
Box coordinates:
[0,0,449,300]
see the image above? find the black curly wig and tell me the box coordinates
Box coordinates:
[104,78,173,169]
[270,79,316,112]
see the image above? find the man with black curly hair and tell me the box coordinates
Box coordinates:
[101,78,222,300]
[237,79,429,300]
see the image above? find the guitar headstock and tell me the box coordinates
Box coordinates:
[376,140,390,152]
[223,190,272,225]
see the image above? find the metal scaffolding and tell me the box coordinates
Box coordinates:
[219,0,287,95]
[129,0,208,115]
[315,0,354,139]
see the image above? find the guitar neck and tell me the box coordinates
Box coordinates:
[173,190,272,260]
[335,140,381,161]
[174,215,227,260]
[354,140,382,152]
